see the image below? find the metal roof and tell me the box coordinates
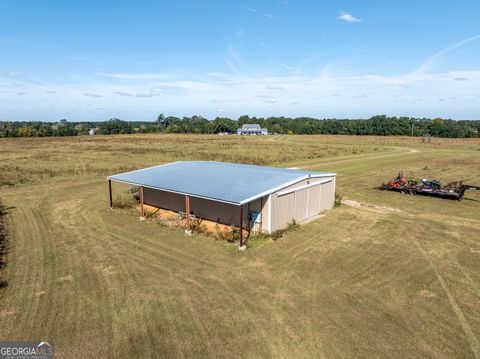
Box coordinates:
[241,124,261,129]
[108,161,335,205]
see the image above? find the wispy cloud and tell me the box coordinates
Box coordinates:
[114,91,133,96]
[337,13,362,23]
[227,43,246,65]
[416,34,480,73]
[135,92,159,98]
[244,6,274,18]
[266,84,285,90]
[97,72,178,80]
[262,98,277,104]
[428,34,480,61]
[244,6,258,13]
[7,71,22,77]
[226,60,241,76]
[278,62,295,70]
[3,66,480,120]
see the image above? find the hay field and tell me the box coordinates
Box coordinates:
[0,134,480,358]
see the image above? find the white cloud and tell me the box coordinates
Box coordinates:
[262,98,277,104]
[227,43,245,65]
[7,71,22,77]
[244,6,258,13]
[97,72,178,80]
[244,7,274,18]
[415,34,480,73]
[337,13,362,23]
[2,67,480,120]
[278,62,295,70]
[114,91,133,96]
[225,60,241,76]
[266,84,285,90]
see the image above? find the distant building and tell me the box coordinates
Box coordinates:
[237,124,268,135]
[88,129,96,136]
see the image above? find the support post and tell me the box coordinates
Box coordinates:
[139,186,145,218]
[185,195,192,235]
[239,205,243,247]
[109,179,113,209]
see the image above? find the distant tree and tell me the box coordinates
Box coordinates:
[156,114,167,131]
[98,118,132,135]
[209,117,238,133]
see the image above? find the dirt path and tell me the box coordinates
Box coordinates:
[296,146,421,169]
[341,199,402,213]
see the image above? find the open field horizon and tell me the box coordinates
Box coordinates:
[1,134,480,358]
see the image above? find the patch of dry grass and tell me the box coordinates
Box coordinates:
[0,134,479,358]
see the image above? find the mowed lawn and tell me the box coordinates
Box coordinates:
[1,134,480,358]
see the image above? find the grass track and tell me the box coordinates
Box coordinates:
[0,134,479,358]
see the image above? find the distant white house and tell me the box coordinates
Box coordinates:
[88,129,96,135]
[237,124,268,135]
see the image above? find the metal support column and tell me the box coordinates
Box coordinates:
[185,195,191,231]
[139,186,145,217]
[109,180,113,209]
[239,205,243,247]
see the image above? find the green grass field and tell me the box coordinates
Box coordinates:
[1,134,480,358]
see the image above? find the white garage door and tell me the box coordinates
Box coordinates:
[307,184,321,217]
[294,187,308,221]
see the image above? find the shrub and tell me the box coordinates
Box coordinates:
[271,219,299,240]
[113,191,137,209]
[334,193,343,208]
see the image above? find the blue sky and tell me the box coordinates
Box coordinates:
[1,0,480,121]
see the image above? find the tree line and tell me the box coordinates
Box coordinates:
[1,115,479,138]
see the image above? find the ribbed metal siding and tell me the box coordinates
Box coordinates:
[271,192,295,231]
[294,188,308,221]
[144,187,241,226]
[144,175,336,233]
[271,176,336,231]
[320,180,335,211]
[144,187,184,212]
[307,185,321,217]
[190,197,240,226]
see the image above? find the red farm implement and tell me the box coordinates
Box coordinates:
[380,171,480,200]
